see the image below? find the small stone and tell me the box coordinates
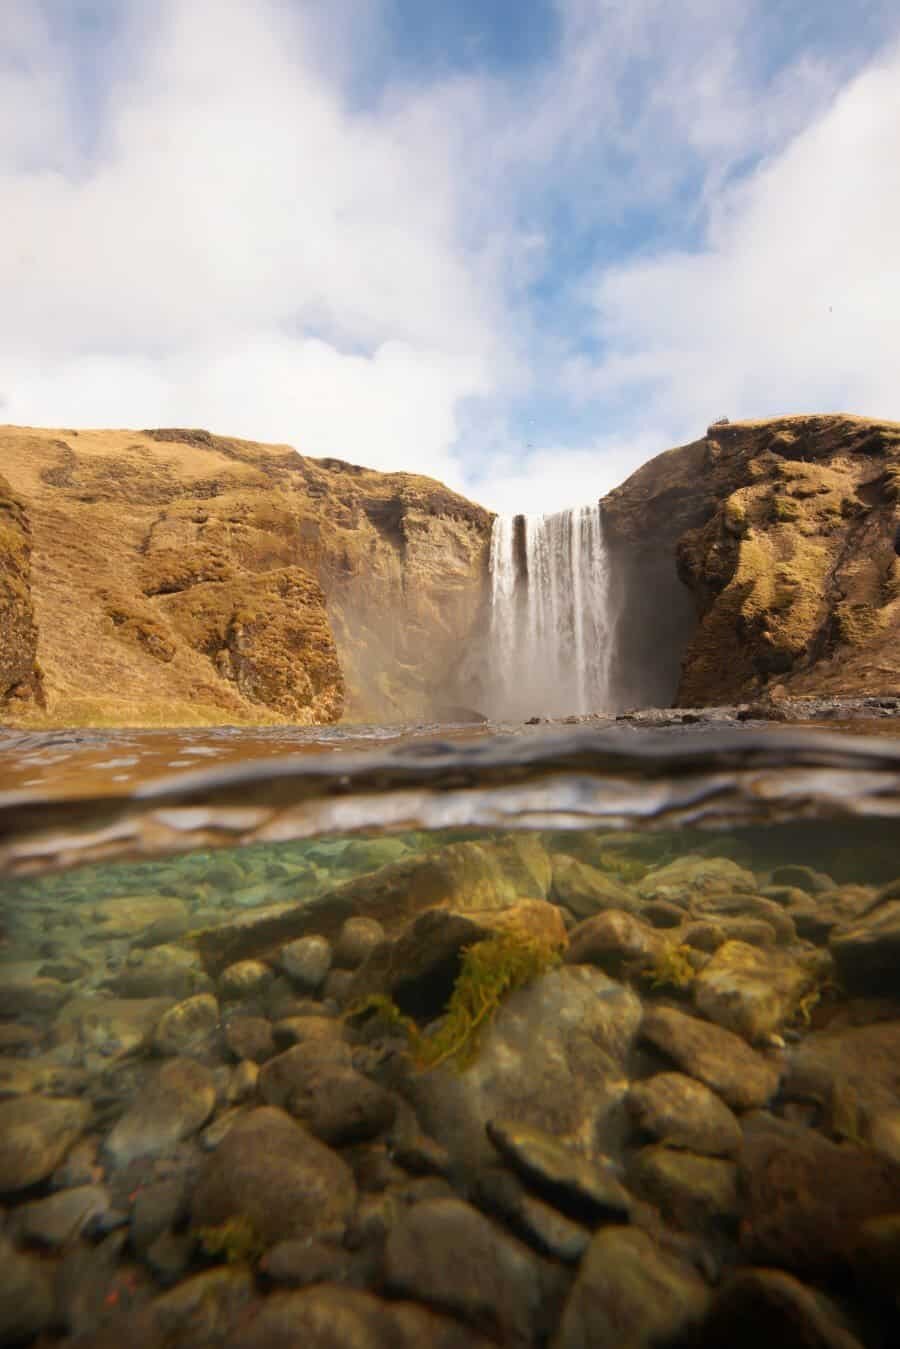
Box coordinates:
[0,1094,90,1191]
[220,1284,497,1349]
[565,909,665,977]
[830,900,900,994]
[148,1267,255,1344]
[771,865,835,895]
[383,1196,560,1345]
[228,1059,259,1103]
[740,1113,900,1276]
[259,1043,396,1146]
[0,1237,54,1344]
[218,960,275,1001]
[700,1267,865,1349]
[131,1176,190,1254]
[552,1225,710,1349]
[487,1118,631,1222]
[272,1013,344,1050]
[472,1165,591,1262]
[693,940,817,1042]
[153,992,220,1056]
[18,1184,111,1246]
[225,1015,275,1063]
[191,1105,357,1245]
[639,1004,781,1110]
[629,1144,740,1234]
[627,1072,742,1157]
[146,1230,195,1285]
[259,1237,352,1287]
[551,855,640,919]
[334,916,386,969]
[279,936,333,992]
[90,895,189,939]
[104,1058,216,1167]
[321,969,355,1005]
[107,944,210,999]
[57,994,173,1059]
[0,976,69,1018]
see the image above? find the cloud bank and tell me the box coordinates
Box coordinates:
[1,0,898,513]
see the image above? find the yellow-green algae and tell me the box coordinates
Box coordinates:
[350,931,563,1071]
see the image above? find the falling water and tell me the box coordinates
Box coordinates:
[488,504,614,720]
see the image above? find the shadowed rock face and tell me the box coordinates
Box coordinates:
[0,427,492,726]
[0,473,43,714]
[601,414,900,707]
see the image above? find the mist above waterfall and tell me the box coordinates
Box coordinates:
[486,505,614,720]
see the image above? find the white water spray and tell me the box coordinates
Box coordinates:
[487,505,614,720]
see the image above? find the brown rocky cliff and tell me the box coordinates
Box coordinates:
[0,427,492,727]
[602,414,900,706]
[0,474,43,713]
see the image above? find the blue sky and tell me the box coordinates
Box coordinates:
[2,0,900,511]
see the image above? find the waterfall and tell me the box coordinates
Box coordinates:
[487,504,613,720]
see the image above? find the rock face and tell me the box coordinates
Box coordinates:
[0,472,43,714]
[0,426,492,725]
[603,413,900,706]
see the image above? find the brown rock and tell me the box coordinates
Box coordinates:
[692,940,816,1041]
[699,1268,865,1349]
[551,1225,710,1349]
[0,1094,90,1191]
[739,1113,900,1276]
[627,1072,742,1157]
[191,1105,356,1245]
[639,1004,781,1110]
[383,1196,562,1346]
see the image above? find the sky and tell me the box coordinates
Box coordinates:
[2,0,899,514]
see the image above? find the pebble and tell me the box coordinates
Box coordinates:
[0,1094,90,1191]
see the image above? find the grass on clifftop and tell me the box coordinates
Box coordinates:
[351,931,564,1071]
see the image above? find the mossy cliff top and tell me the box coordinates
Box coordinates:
[0,426,492,727]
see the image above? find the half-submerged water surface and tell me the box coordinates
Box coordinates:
[0,724,899,1347]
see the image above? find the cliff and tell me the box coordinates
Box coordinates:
[0,427,492,727]
[602,414,900,706]
[0,474,43,712]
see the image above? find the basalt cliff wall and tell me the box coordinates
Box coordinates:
[0,427,492,727]
[602,414,900,707]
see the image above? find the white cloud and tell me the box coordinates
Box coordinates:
[0,0,502,482]
[578,42,900,434]
[1,0,899,517]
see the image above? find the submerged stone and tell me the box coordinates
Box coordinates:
[552,1225,710,1349]
[626,1072,742,1157]
[395,965,641,1174]
[692,940,817,1042]
[191,1105,357,1245]
[0,1094,90,1191]
[104,1058,215,1167]
[486,1119,631,1223]
[383,1196,562,1346]
[639,1004,781,1110]
[699,1267,865,1349]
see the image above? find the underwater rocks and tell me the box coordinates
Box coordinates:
[191,1105,357,1245]
[0,1094,90,1191]
[383,1196,564,1346]
[2,834,900,1348]
[639,1004,782,1109]
[552,1225,710,1349]
[692,939,820,1041]
[626,1072,742,1158]
[104,1058,215,1166]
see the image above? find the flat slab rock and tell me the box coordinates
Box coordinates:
[627,1071,742,1157]
[486,1119,631,1223]
[639,1004,782,1110]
